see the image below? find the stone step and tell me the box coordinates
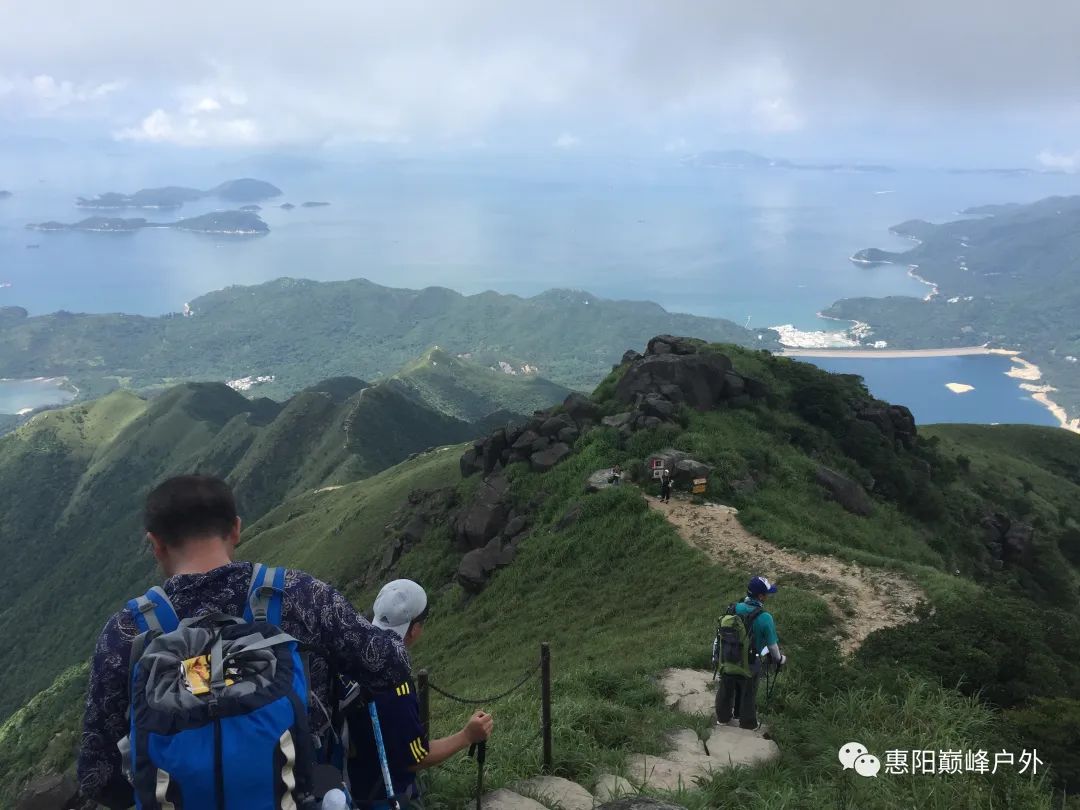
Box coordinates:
[514,775,596,810]
[657,668,715,716]
[625,753,710,793]
[481,788,550,810]
[593,774,635,803]
[704,724,780,768]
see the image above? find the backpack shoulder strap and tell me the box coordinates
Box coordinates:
[245,563,286,625]
[743,606,765,643]
[126,585,180,634]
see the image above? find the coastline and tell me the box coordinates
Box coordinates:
[779,346,1079,433]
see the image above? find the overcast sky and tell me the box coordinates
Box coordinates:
[3,1,1080,167]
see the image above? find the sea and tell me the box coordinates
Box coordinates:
[0,150,1077,424]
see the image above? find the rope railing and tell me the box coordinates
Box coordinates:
[417,641,553,773]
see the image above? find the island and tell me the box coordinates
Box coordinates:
[301,201,330,207]
[239,204,262,212]
[280,203,296,210]
[0,190,12,200]
[27,210,268,235]
[824,194,1080,429]
[76,178,282,209]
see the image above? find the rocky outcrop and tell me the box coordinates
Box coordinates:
[981,513,1034,564]
[856,403,917,448]
[15,772,80,810]
[598,800,688,810]
[449,473,534,593]
[814,465,874,516]
[375,488,458,580]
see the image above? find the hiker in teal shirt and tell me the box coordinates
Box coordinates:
[715,576,787,730]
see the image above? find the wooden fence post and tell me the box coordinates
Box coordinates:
[540,642,552,773]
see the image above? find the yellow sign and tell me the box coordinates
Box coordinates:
[692,477,708,495]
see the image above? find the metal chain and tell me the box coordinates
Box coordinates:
[426,663,541,705]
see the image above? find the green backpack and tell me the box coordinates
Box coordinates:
[715,602,763,678]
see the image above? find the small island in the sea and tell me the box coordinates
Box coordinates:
[28,210,269,235]
[0,190,12,200]
[850,247,903,266]
[301,201,331,207]
[76,178,282,210]
[239,204,262,212]
[280,202,296,210]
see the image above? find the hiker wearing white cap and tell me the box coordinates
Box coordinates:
[714,575,787,730]
[345,579,494,807]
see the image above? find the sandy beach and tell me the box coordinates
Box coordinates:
[779,346,999,359]
[779,346,1079,433]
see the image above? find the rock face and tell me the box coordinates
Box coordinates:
[856,403,917,448]
[814,465,874,516]
[372,488,458,583]
[598,800,688,810]
[450,474,533,593]
[982,512,1034,564]
[15,772,79,810]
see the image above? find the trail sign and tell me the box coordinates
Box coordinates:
[692,477,708,495]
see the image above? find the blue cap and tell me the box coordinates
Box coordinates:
[748,576,778,596]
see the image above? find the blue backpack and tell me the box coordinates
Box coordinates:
[122,564,321,809]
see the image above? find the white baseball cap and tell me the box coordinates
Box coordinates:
[372,579,429,639]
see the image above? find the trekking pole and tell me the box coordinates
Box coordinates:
[368,702,401,810]
[468,741,487,810]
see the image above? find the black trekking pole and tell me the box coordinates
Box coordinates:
[468,741,487,810]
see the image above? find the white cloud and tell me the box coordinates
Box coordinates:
[192,97,222,113]
[752,97,803,132]
[553,132,580,149]
[0,73,124,114]
[116,107,260,146]
[1036,148,1079,172]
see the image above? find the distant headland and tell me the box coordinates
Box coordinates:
[27,210,269,235]
[75,178,282,210]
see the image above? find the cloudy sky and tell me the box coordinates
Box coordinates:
[3,0,1080,167]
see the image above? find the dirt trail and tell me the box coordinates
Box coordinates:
[650,497,924,654]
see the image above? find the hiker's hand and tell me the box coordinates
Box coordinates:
[464,710,493,743]
[777,654,787,669]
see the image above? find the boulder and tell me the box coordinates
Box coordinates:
[15,773,79,810]
[586,469,619,492]
[639,392,676,420]
[460,446,483,477]
[511,430,540,451]
[531,435,552,453]
[482,430,509,476]
[563,392,600,423]
[673,458,712,484]
[530,442,572,472]
[646,335,704,356]
[744,376,769,399]
[503,515,528,540]
[814,466,874,516]
[539,414,574,436]
[723,371,746,398]
[615,352,734,411]
[400,514,427,545]
[557,425,580,444]
[602,412,634,429]
[621,349,644,365]
[455,475,511,548]
[982,513,1034,562]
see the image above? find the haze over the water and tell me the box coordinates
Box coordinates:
[2,1,1080,429]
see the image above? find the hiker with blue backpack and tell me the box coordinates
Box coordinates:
[77,475,412,809]
[341,579,494,808]
[713,575,787,730]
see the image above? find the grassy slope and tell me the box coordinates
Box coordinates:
[388,348,573,423]
[3,348,1078,807]
[0,379,476,724]
[0,278,779,399]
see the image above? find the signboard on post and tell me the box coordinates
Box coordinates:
[652,468,664,480]
[692,477,708,495]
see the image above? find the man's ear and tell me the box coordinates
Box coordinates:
[147,532,169,564]
[227,516,242,551]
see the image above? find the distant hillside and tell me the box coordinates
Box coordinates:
[387,347,573,423]
[0,277,779,400]
[75,178,281,209]
[4,340,1078,806]
[826,195,1080,423]
[27,210,268,235]
[0,376,475,723]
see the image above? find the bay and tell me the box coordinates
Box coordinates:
[0,378,76,414]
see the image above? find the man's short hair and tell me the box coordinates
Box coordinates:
[145,475,238,547]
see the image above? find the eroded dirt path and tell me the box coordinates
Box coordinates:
[649,497,925,654]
